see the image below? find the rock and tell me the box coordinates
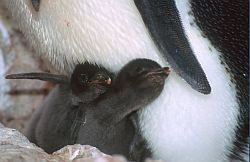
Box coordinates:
[53,144,109,161]
[0,124,60,162]
[0,126,34,148]
[0,124,133,162]
[52,145,131,162]
[0,145,63,162]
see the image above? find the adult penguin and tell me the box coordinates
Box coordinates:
[3,0,248,161]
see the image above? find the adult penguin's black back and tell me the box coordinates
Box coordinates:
[190,1,248,161]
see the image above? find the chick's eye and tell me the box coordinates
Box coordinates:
[31,0,40,11]
[96,74,104,80]
[79,74,88,85]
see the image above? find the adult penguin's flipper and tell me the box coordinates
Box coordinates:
[134,0,211,94]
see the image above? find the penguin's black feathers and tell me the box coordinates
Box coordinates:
[134,0,211,94]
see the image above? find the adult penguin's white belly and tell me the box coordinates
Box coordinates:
[139,2,240,161]
[3,0,241,162]
[3,0,164,73]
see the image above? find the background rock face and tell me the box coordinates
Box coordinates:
[0,124,129,162]
[0,0,51,133]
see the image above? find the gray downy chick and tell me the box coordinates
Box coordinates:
[75,58,170,159]
[6,62,113,153]
[6,59,170,160]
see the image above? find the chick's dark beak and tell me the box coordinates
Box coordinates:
[145,67,170,77]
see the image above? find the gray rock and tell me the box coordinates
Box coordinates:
[0,0,51,134]
[0,126,35,148]
[0,124,133,162]
[0,145,63,162]
[53,144,108,161]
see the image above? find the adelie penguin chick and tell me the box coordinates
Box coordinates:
[6,59,170,160]
[75,58,170,159]
[6,62,113,153]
